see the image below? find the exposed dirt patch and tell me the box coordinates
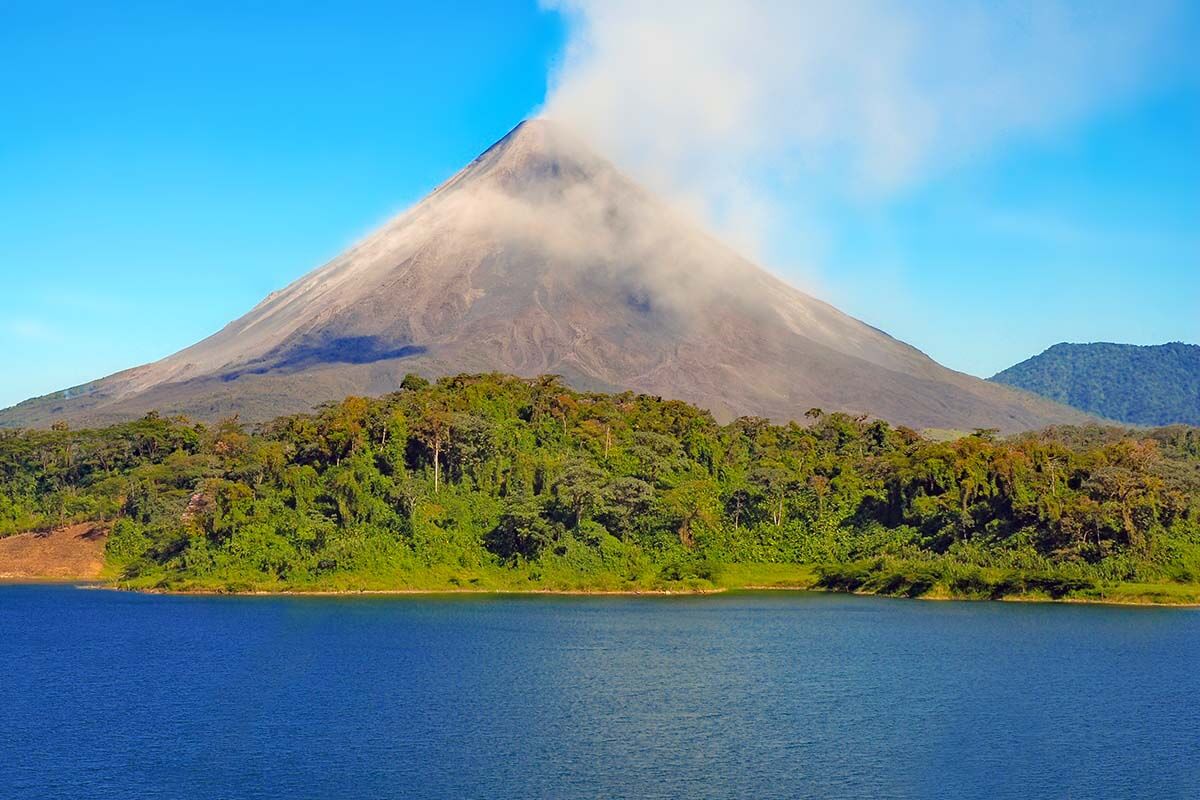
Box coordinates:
[0,523,108,580]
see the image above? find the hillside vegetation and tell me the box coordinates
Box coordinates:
[2,373,1199,601]
[990,342,1200,426]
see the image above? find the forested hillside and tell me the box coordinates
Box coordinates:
[990,342,1200,426]
[3,373,1199,600]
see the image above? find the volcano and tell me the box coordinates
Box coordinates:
[1,120,1089,432]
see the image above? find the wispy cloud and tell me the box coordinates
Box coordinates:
[3,317,64,344]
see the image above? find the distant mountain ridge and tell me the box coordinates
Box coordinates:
[989,342,1200,426]
[1,119,1089,432]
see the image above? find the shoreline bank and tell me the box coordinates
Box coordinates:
[82,580,1200,607]
[0,524,108,581]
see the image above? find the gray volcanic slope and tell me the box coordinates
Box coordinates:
[1,120,1090,432]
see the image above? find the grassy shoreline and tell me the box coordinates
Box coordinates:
[99,563,1200,606]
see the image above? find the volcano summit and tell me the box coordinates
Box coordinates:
[1,120,1087,432]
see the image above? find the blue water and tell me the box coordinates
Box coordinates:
[1,585,1198,799]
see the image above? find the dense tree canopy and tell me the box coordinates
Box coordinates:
[2,374,1199,596]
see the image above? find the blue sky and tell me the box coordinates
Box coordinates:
[1,0,1197,409]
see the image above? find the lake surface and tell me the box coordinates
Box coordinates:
[1,585,1198,799]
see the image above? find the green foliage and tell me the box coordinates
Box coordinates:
[1,373,1198,596]
[990,341,1200,426]
[105,518,151,568]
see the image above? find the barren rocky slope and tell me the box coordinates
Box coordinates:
[1,120,1089,432]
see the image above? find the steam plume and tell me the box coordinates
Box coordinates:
[541,0,1182,259]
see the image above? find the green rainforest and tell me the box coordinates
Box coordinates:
[3,373,1200,602]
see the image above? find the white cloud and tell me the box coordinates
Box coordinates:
[540,0,1184,261]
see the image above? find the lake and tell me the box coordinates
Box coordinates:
[1,584,1198,799]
